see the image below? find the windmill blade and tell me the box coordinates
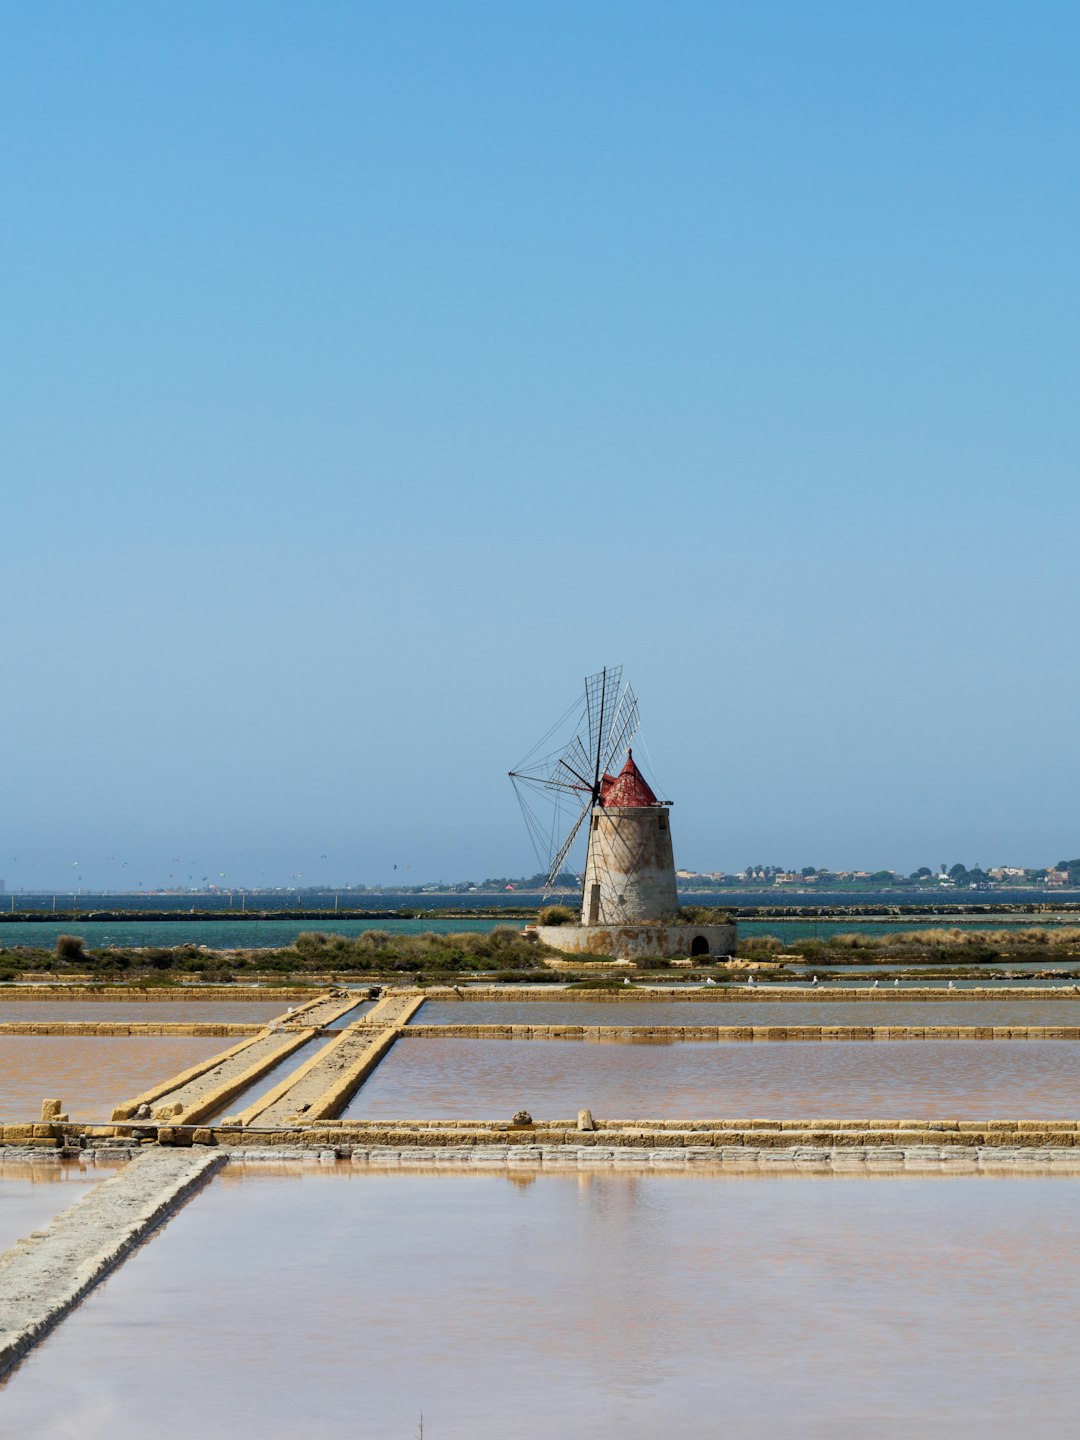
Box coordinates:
[509,767,587,797]
[601,684,639,774]
[553,732,593,791]
[585,666,623,781]
[545,800,591,894]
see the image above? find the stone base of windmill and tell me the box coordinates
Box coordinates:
[535,922,737,964]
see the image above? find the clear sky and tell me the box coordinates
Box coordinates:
[2,2,1078,890]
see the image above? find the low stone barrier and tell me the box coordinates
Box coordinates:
[110,1028,313,1123]
[275,993,365,1028]
[242,995,425,1126]
[403,1023,1080,1042]
[53,1116,1073,1152]
[0,1149,224,1378]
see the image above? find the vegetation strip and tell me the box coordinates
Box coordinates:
[0,1150,224,1379]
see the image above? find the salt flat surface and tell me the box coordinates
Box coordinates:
[3,1168,1080,1438]
[347,1036,1080,1120]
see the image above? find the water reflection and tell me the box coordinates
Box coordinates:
[347,1037,1080,1120]
[2,1169,1078,1438]
[0,1160,123,1255]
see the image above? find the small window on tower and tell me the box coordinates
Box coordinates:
[658,813,668,831]
[592,815,599,830]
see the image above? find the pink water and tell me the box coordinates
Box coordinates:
[415,999,1080,1026]
[0,1036,232,1120]
[0,1160,123,1254]
[0,1001,287,1023]
[346,1037,1080,1119]
[3,1168,1080,1438]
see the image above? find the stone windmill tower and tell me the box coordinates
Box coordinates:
[581,751,677,924]
[510,667,735,962]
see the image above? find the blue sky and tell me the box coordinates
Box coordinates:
[2,2,1078,889]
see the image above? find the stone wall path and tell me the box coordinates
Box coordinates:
[0,1149,223,1379]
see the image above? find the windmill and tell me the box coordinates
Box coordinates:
[509,665,641,900]
[510,667,737,960]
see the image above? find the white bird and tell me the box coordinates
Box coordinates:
[811,975,818,985]
[948,981,955,990]
[893,978,900,988]
[705,976,717,986]
[872,980,879,989]
[623,977,631,986]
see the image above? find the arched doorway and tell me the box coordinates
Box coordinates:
[690,934,710,957]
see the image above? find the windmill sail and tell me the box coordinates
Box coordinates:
[509,666,641,896]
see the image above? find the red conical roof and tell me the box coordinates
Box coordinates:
[599,750,660,807]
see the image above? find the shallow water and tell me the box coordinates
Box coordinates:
[347,1037,1080,1120]
[0,1001,288,1023]
[0,1160,123,1255]
[415,999,1080,1026]
[4,1168,1080,1438]
[0,1036,232,1120]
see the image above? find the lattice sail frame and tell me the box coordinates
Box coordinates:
[509,666,639,896]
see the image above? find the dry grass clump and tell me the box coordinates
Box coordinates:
[289,926,550,974]
[736,934,784,956]
[678,906,734,925]
[538,905,576,926]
